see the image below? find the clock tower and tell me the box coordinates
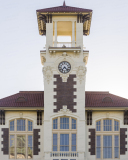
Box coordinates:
[36,2,92,160]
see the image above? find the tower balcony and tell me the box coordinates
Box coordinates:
[54,41,76,47]
[49,41,81,53]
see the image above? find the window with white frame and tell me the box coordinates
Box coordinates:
[96,119,119,159]
[9,119,33,159]
[52,117,77,152]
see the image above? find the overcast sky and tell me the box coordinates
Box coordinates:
[0,0,128,99]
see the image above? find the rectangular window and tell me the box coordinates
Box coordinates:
[16,135,26,159]
[114,135,119,158]
[60,134,69,151]
[103,135,112,158]
[28,121,33,131]
[10,135,15,159]
[114,120,119,131]
[72,134,76,151]
[72,119,76,129]
[17,119,26,131]
[96,135,101,158]
[10,121,14,131]
[60,118,69,129]
[103,119,112,131]
[28,135,33,159]
[96,121,101,131]
[53,119,58,129]
[53,134,58,151]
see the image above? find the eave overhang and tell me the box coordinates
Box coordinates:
[36,5,92,36]
[85,107,128,111]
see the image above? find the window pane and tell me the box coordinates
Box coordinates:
[72,119,76,129]
[10,135,15,159]
[103,136,112,158]
[53,134,57,151]
[53,119,58,129]
[60,134,69,151]
[17,135,26,147]
[28,135,33,159]
[114,120,119,131]
[17,119,25,131]
[17,135,26,159]
[72,134,76,151]
[103,119,112,131]
[114,135,119,158]
[17,148,26,159]
[28,135,33,147]
[96,136,101,158]
[96,120,101,131]
[10,120,14,131]
[28,121,33,131]
[60,118,69,129]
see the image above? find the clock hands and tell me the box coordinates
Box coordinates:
[58,61,71,74]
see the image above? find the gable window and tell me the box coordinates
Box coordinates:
[9,119,33,159]
[52,117,77,152]
[96,119,119,159]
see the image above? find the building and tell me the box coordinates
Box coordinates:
[0,2,128,160]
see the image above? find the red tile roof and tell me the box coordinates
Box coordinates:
[0,91,44,108]
[36,5,92,13]
[85,91,128,108]
[0,91,128,108]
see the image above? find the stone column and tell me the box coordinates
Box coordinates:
[72,21,75,47]
[54,21,57,47]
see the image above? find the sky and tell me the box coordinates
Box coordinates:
[0,0,128,99]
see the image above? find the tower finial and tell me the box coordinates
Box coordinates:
[63,1,66,6]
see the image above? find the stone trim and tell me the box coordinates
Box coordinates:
[54,74,77,112]
[120,128,127,155]
[1,128,9,155]
[89,129,95,155]
[33,129,40,155]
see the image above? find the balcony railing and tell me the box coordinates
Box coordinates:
[50,152,78,157]
[53,42,76,47]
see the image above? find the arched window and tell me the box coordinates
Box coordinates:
[96,119,120,159]
[52,116,77,152]
[9,119,33,159]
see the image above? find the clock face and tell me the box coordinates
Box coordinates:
[58,61,71,74]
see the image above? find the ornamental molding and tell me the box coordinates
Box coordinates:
[50,51,56,58]
[58,105,72,115]
[54,52,75,82]
[73,51,80,58]
[76,66,87,83]
[43,66,53,84]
